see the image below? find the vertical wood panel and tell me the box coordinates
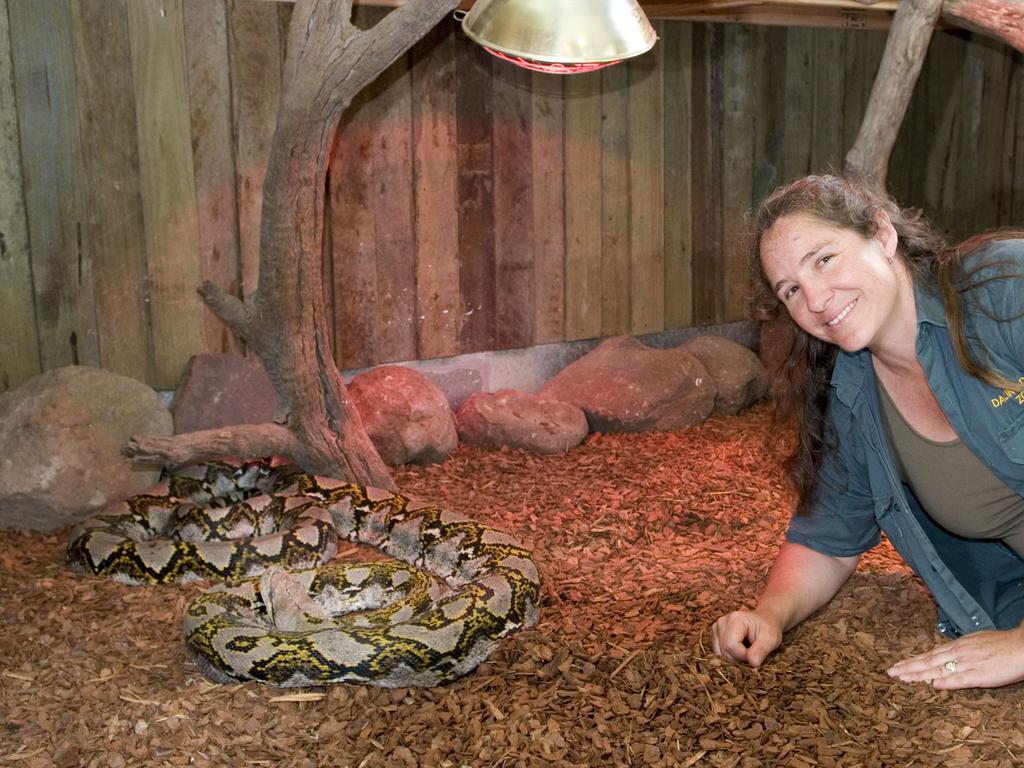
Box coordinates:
[810,29,845,173]
[368,26,417,362]
[628,48,664,335]
[184,0,243,356]
[330,85,377,369]
[783,27,813,182]
[454,35,495,352]
[690,24,724,325]
[1007,52,1024,224]
[492,64,534,349]
[411,19,460,360]
[752,26,786,204]
[947,36,987,232]
[530,73,565,345]
[600,64,631,337]
[128,0,205,388]
[8,0,98,372]
[997,48,1021,225]
[663,21,693,330]
[0,0,39,390]
[919,31,964,223]
[722,24,754,322]
[973,39,1011,233]
[842,29,883,162]
[71,0,151,382]
[227,0,281,299]
[564,72,603,341]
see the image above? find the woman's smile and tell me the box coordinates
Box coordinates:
[825,298,858,328]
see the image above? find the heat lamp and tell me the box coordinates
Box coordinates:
[459,0,658,75]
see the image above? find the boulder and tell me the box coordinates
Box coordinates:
[680,336,770,415]
[171,353,278,433]
[348,365,458,466]
[540,336,716,432]
[456,389,589,455]
[0,366,172,531]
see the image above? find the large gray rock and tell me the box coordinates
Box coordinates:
[171,353,278,433]
[680,336,770,415]
[0,366,172,531]
[540,336,716,432]
[456,389,588,455]
[348,365,458,466]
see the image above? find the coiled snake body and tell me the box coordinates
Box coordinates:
[67,461,541,687]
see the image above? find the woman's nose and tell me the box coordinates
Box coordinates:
[803,282,833,313]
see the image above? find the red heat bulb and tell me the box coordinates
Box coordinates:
[484,47,621,74]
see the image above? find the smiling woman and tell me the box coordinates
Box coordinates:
[711,173,1024,691]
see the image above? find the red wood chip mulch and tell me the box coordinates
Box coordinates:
[3,404,1024,767]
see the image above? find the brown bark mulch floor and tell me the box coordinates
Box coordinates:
[3,404,1024,767]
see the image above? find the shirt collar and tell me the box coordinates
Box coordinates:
[914,281,947,329]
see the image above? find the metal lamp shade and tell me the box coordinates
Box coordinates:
[460,0,657,66]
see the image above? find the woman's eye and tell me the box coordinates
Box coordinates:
[818,254,834,267]
[783,285,798,301]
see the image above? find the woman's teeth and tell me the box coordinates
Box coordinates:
[826,299,857,327]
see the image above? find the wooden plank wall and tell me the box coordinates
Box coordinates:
[1,2,1022,392]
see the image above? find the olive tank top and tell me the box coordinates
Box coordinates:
[876,378,1024,557]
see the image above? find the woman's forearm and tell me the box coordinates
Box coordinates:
[755,541,861,631]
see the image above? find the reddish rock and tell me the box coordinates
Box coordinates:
[0,366,172,531]
[680,335,770,415]
[540,336,716,433]
[348,365,458,466]
[171,353,278,434]
[456,389,589,455]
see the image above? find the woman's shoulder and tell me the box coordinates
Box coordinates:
[959,238,1024,325]
[960,235,1024,271]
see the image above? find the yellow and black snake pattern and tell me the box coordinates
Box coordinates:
[67,462,338,584]
[67,461,542,688]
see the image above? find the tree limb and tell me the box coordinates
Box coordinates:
[198,281,248,339]
[125,424,299,468]
[845,0,945,185]
[943,0,1024,52]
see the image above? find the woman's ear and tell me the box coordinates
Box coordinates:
[873,210,898,263]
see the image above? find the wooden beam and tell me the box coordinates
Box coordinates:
[248,0,1023,47]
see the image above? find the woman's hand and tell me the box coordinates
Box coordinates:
[711,610,783,668]
[711,543,860,669]
[887,624,1024,689]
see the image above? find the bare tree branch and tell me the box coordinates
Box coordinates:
[845,0,945,185]
[125,424,299,468]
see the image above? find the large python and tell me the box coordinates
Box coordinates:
[67,460,541,687]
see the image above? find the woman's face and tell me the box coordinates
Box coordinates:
[760,212,906,354]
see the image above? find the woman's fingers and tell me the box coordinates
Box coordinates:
[888,627,1024,689]
[712,611,781,667]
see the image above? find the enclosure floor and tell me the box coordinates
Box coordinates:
[3,405,1024,767]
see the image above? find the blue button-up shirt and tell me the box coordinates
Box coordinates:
[786,240,1024,637]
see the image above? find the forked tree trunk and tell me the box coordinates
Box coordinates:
[845,0,945,185]
[126,0,461,489]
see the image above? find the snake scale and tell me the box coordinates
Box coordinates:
[67,460,541,688]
